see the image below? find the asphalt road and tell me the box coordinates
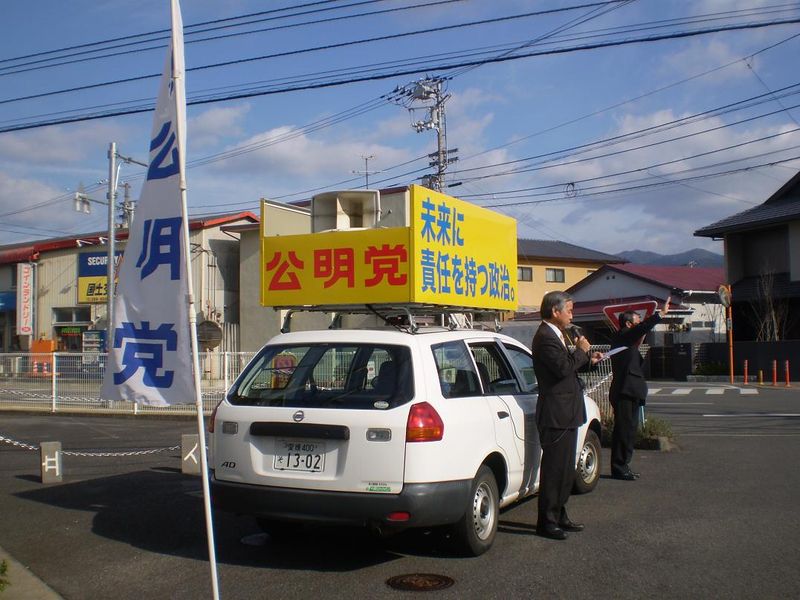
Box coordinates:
[1,383,798,599]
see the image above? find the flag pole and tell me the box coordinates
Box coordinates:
[171,1,220,597]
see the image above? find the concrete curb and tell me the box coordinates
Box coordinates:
[0,544,63,599]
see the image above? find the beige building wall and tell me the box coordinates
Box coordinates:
[239,200,329,352]
[22,215,254,352]
[516,259,603,311]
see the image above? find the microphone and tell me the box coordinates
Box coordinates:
[569,325,583,340]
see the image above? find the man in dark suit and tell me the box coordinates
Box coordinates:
[609,297,670,481]
[531,291,601,540]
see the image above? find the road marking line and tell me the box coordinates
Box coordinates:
[649,402,713,405]
[672,388,692,395]
[681,433,800,437]
[703,413,800,418]
[649,388,662,394]
[739,388,758,394]
[705,388,724,395]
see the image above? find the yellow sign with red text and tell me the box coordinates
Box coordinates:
[260,185,518,310]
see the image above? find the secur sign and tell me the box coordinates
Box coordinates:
[16,263,33,336]
[260,185,518,311]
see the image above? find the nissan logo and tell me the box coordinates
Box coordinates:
[292,410,305,423]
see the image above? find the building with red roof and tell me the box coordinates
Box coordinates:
[0,211,257,352]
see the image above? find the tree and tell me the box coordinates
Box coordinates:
[748,270,791,341]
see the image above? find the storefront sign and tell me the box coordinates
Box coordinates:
[16,263,33,336]
[261,185,518,311]
[77,251,123,303]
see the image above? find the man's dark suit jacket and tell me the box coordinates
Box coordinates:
[531,323,588,430]
[609,313,662,405]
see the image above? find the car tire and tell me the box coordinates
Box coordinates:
[573,429,601,494]
[256,518,300,541]
[451,465,499,556]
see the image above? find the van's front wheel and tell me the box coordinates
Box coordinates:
[451,465,499,556]
[573,429,601,494]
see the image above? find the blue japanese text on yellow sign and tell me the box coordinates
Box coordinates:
[260,185,517,310]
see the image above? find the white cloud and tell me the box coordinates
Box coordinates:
[0,122,126,166]
[0,171,101,244]
[189,104,250,149]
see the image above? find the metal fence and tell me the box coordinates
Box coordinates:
[0,351,257,416]
[0,347,616,418]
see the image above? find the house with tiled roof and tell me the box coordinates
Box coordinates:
[695,170,800,341]
[563,263,726,347]
[515,238,625,312]
[0,211,257,352]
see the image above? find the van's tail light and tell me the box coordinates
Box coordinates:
[406,402,444,442]
[208,400,223,433]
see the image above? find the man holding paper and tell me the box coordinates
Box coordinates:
[609,297,670,480]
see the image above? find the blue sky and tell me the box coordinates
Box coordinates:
[2,0,799,257]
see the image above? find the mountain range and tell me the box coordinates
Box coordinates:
[616,248,723,267]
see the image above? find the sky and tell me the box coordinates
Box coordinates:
[1,0,799,257]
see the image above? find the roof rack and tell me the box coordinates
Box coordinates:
[276,303,503,334]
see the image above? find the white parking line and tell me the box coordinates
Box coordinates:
[703,413,800,418]
[649,388,662,394]
[705,388,724,395]
[739,388,759,394]
[672,388,692,395]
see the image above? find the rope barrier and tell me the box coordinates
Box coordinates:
[0,433,179,457]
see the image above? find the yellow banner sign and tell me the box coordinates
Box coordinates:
[261,186,517,310]
[261,228,413,306]
[409,185,517,310]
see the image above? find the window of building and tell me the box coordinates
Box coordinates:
[545,268,565,283]
[53,307,91,324]
[517,266,533,282]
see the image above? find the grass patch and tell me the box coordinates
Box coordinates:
[601,414,674,449]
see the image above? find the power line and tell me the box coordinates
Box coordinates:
[0,0,463,76]
[0,3,616,106]
[0,0,348,65]
[3,15,799,134]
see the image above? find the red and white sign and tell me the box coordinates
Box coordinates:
[602,301,657,331]
[16,263,34,336]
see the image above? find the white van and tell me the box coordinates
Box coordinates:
[210,327,602,556]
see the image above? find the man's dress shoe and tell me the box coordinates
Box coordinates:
[558,518,585,532]
[613,471,637,481]
[537,525,567,540]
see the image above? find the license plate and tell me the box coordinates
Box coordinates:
[273,439,326,472]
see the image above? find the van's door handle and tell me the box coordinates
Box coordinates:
[497,411,509,419]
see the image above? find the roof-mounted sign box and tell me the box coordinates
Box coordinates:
[260,185,518,311]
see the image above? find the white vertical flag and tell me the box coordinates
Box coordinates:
[101,0,192,406]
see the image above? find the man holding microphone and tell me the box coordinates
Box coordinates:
[531,291,602,540]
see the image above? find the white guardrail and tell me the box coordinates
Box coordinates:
[0,348,615,418]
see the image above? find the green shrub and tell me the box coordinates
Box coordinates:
[601,414,673,449]
[0,559,9,593]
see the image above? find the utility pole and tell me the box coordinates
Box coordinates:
[107,142,117,345]
[73,142,146,349]
[351,154,380,189]
[390,77,458,191]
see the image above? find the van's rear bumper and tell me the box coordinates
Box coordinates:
[211,476,471,528]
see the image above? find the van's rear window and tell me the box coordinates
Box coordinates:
[228,343,414,409]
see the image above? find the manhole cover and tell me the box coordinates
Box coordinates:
[386,573,455,592]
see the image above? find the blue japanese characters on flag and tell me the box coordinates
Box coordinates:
[101,0,193,407]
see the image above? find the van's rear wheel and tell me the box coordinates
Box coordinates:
[451,465,499,556]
